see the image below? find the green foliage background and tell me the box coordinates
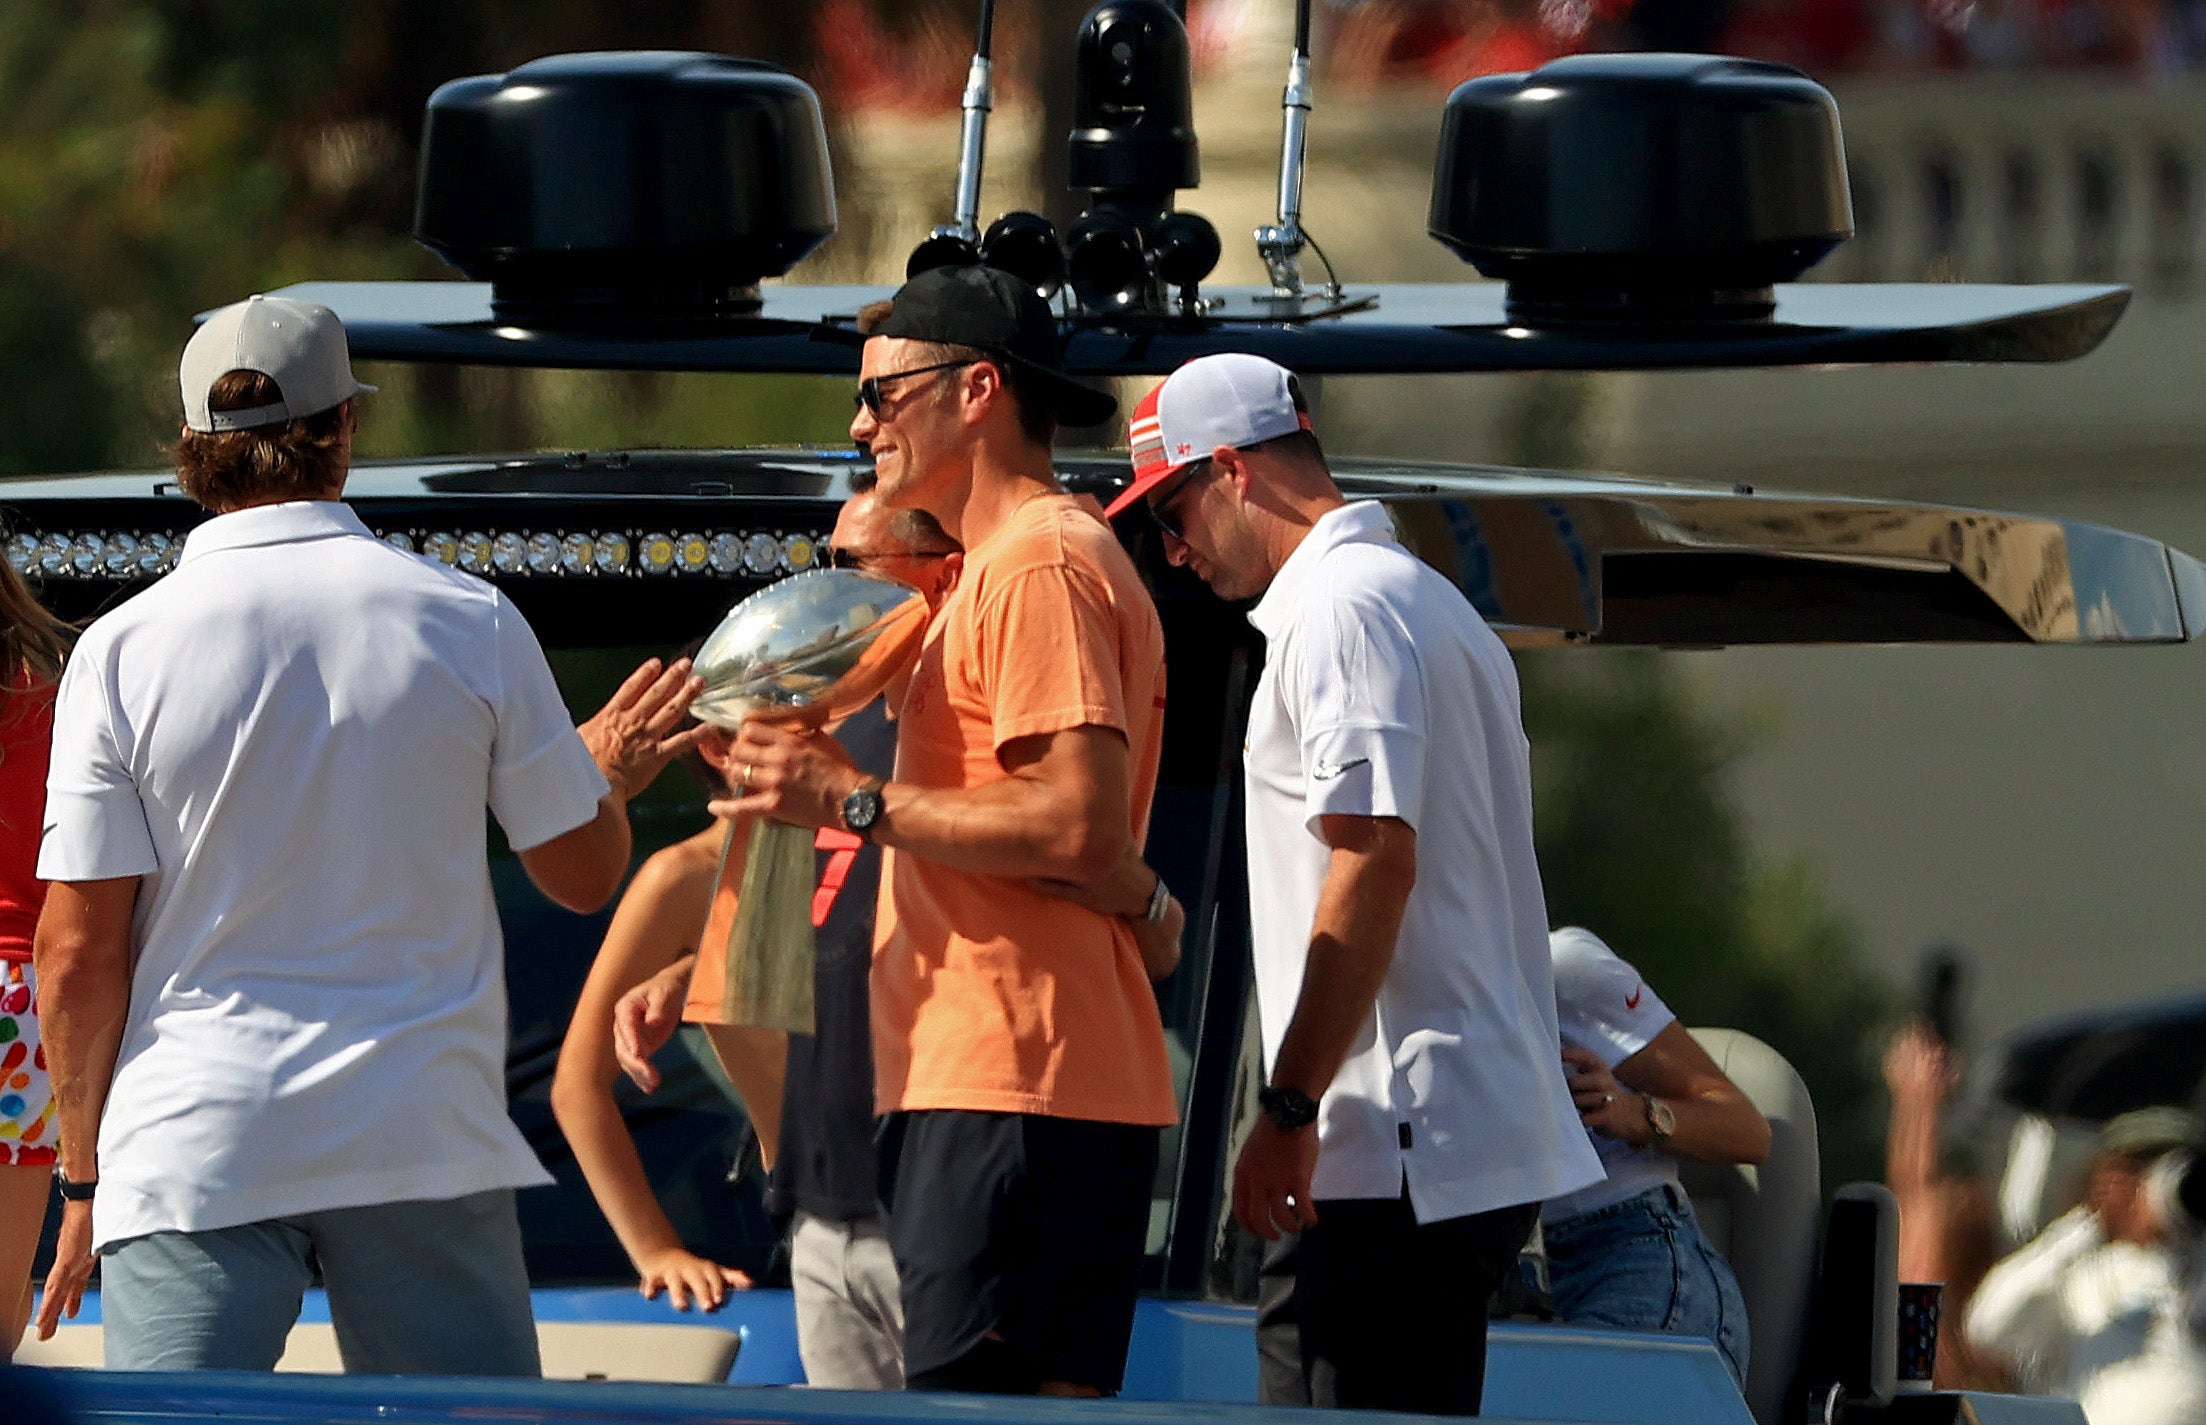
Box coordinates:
[0,2,1894,1192]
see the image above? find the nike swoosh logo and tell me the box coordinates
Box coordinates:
[1312,757,1369,781]
[1626,987,1644,1010]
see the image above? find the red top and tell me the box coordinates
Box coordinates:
[0,680,54,962]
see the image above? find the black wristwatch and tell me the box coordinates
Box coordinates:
[55,1170,97,1202]
[1258,1085,1320,1132]
[839,778,885,839]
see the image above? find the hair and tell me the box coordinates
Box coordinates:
[855,299,1056,448]
[0,554,69,708]
[173,370,351,511]
[843,467,960,554]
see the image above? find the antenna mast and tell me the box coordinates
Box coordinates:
[946,0,998,248]
[1255,0,1318,298]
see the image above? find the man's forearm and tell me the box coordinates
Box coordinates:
[36,931,134,1182]
[1267,837,1416,1099]
[874,776,1128,884]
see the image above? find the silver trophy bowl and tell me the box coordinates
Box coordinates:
[690,569,930,1031]
[693,568,930,731]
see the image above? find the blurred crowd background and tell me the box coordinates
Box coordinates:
[3,0,2205,1204]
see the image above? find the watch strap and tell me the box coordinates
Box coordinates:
[55,1171,97,1202]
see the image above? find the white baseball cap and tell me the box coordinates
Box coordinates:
[181,295,376,433]
[1106,353,1312,518]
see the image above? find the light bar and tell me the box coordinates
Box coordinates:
[7,526,826,582]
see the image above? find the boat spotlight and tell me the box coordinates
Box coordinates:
[1149,210,1221,304]
[979,211,1067,299]
[1066,209,1149,314]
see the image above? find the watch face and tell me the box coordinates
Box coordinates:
[1650,1098,1677,1136]
[842,785,881,830]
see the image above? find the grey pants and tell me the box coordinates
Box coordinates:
[101,1188,538,1376]
[791,1210,904,1389]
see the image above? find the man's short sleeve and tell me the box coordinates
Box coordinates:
[975,564,1130,752]
[487,597,609,851]
[1550,926,1676,1067]
[39,650,158,882]
[1292,592,1429,833]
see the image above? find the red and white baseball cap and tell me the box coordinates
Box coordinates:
[1105,353,1313,519]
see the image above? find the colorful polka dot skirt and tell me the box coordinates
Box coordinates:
[0,961,54,1167]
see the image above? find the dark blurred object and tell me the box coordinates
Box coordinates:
[1797,1182,1900,1416]
[416,52,837,324]
[1995,989,2206,1123]
[1428,54,1853,323]
[1920,943,1966,1051]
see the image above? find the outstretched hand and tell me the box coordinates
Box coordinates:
[580,658,706,801]
[1883,1019,1958,1108]
[636,1246,752,1313]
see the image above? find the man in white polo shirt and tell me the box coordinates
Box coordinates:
[1106,353,1602,1415]
[31,296,701,1373]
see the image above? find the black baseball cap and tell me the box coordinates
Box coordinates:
[875,265,1116,428]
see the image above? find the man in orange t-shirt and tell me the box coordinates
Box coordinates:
[729,265,1175,1397]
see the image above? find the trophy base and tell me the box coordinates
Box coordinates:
[717,820,818,1034]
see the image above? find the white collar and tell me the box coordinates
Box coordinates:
[1247,501,1398,641]
[178,501,371,565]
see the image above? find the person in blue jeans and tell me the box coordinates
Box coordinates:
[1539,927,1773,1385]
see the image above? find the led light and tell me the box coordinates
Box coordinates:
[69,534,102,578]
[491,531,529,575]
[422,532,460,566]
[526,532,562,574]
[742,532,781,576]
[782,532,817,571]
[560,533,595,574]
[708,532,744,575]
[6,534,35,576]
[594,532,631,574]
[675,532,712,575]
[140,532,175,576]
[37,534,69,578]
[638,532,677,575]
[383,531,417,555]
[103,533,140,578]
[458,532,494,575]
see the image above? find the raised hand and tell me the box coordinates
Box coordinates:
[579,658,706,801]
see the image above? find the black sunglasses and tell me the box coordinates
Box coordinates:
[1147,459,1213,541]
[853,359,980,418]
[828,547,952,571]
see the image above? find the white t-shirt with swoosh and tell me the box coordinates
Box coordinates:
[1544,925,1682,1222]
[1242,499,1602,1224]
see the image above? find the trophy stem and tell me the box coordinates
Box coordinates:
[718,820,818,1033]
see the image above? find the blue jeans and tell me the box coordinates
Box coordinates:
[101,1189,539,1375]
[1539,1183,1749,1385]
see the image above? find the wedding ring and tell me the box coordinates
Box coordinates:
[1603,1092,1614,1106]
